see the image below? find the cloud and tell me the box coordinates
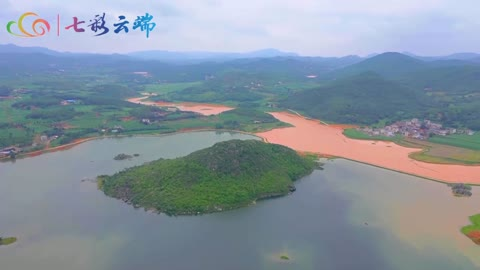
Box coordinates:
[1,0,479,56]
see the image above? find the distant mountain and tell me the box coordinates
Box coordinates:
[0,44,64,56]
[127,48,299,62]
[4,45,480,95]
[224,55,364,76]
[0,48,359,82]
[365,53,379,58]
[402,51,480,62]
[403,65,480,94]
[240,48,299,58]
[325,52,480,92]
[441,53,480,61]
[0,44,129,60]
[327,52,426,79]
[299,55,364,69]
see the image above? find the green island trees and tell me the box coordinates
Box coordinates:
[98,140,317,215]
[448,183,472,197]
[0,237,17,246]
[113,153,133,160]
[461,214,480,245]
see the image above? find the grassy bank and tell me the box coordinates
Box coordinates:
[429,134,480,151]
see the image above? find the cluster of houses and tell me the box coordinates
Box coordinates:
[60,99,78,106]
[358,118,475,140]
[244,81,264,90]
[266,102,278,108]
[0,88,30,99]
[140,108,178,125]
[204,75,215,81]
[100,125,125,134]
[132,71,151,78]
[12,88,30,94]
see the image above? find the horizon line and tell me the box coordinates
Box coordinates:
[1,43,479,59]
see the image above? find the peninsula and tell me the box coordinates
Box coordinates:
[98,140,316,215]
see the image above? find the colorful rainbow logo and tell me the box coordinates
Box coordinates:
[7,12,51,37]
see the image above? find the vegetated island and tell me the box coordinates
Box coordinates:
[448,183,473,197]
[461,214,480,245]
[0,237,17,246]
[113,153,140,160]
[269,251,293,263]
[98,140,317,216]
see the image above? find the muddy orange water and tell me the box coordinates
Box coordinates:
[128,97,234,116]
[256,112,480,184]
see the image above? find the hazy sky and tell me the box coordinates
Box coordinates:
[1,0,479,56]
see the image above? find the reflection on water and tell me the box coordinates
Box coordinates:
[0,132,478,270]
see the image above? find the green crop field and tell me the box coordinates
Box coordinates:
[429,134,480,151]
[144,82,203,95]
[343,128,402,142]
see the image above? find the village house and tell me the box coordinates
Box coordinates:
[166,107,178,112]
[153,111,169,118]
[357,118,475,140]
[60,99,77,105]
[266,102,277,108]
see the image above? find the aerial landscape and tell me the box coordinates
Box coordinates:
[1,0,480,269]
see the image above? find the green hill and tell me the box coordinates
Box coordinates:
[402,65,480,93]
[328,53,480,94]
[328,52,426,79]
[282,72,423,125]
[98,140,316,215]
[283,61,480,129]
